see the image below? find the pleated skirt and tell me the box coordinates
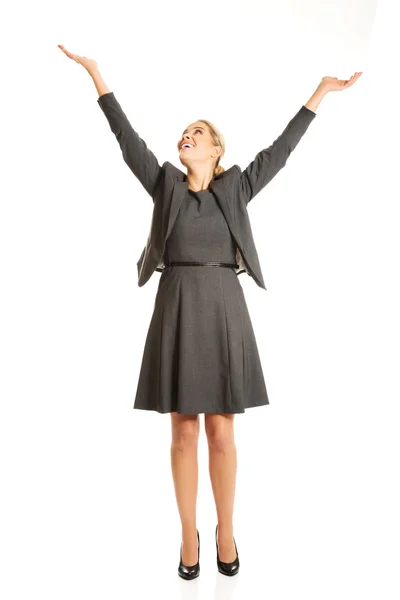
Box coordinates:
[133,264,270,414]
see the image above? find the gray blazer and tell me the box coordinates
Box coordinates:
[97,92,316,290]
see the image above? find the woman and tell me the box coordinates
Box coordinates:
[58,44,362,579]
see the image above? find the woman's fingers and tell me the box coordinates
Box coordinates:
[58,44,81,63]
[345,72,362,87]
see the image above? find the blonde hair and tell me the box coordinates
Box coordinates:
[198,119,226,176]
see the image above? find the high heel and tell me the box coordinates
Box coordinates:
[215,524,240,576]
[178,529,200,580]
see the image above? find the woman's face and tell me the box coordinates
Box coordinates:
[177,121,221,168]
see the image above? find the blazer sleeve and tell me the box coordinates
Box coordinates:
[97,91,163,198]
[239,105,316,204]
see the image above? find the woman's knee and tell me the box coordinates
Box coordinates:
[204,414,235,451]
[170,413,200,449]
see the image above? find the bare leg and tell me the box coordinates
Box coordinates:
[205,413,237,562]
[170,412,200,567]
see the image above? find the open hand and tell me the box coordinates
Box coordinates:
[321,72,363,92]
[58,44,98,74]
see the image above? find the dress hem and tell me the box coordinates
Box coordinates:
[132,402,270,415]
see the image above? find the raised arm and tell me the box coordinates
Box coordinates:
[239,104,316,205]
[97,91,163,198]
[57,45,163,198]
[239,73,363,205]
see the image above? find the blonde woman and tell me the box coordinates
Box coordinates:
[59,44,362,579]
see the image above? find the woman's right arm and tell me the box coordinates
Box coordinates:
[58,45,163,198]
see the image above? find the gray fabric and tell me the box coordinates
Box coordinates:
[96,92,317,290]
[133,187,269,414]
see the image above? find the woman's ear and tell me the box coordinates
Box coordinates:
[212,146,222,160]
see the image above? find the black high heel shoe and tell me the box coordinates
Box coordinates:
[178,529,200,580]
[215,524,240,576]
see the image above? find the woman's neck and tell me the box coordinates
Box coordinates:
[185,169,214,192]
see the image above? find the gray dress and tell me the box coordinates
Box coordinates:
[133,186,270,414]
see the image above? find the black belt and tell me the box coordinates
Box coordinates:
[165,261,239,269]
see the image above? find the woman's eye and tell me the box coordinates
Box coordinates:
[195,129,202,133]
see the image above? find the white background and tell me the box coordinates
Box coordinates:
[1,0,399,598]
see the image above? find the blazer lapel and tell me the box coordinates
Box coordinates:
[210,176,236,238]
[211,176,247,273]
[165,181,187,240]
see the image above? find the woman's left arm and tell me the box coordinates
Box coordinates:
[240,72,363,204]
